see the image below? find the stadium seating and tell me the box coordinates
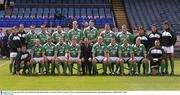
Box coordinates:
[124,0,180,33]
[0,0,114,27]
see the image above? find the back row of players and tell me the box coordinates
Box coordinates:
[8,20,177,75]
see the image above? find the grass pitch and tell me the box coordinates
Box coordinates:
[0,60,180,90]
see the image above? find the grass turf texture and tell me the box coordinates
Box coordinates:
[0,60,180,90]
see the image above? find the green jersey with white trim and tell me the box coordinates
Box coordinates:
[54,43,68,56]
[26,32,38,49]
[37,32,51,45]
[107,43,119,57]
[117,32,134,45]
[119,44,133,58]
[92,43,107,56]
[68,28,83,43]
[43,43,55,56]
[32,45,43,57]
[67,44,81,57]
[84,27,99,40]
[132,44,146,57]
[100,31,116,45]
[52,31,68,44]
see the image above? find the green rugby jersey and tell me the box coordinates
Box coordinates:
[52,31,68,44]
[67,28,83,43]
[43,43,55,56]
[92,43,107,56]
[67,44,81,57]
[54,43,68,56]
[100,31,116,45]
[132,44,146,57]
[37,32,51,45]
[83,27,99,40]
[117,32,134,45]
[119,44,133,58]
[107,43,119,57]
[26,32,38,49]
[32,45,43,57]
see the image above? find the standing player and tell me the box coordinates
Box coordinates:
[117,38,135,76]
[132,38,148,75]
[54,37,68,75]
[17,24,27,46]
[148,24,161,49]
[42,37,55,74]
[107,37,119,75]
[26,25,38,53]
[52,25,68,44]
[83,20,99,44]
[30,39,44,74]
[66,37,82,75]
[133,26,149,50]
[161,21,177,75]
[148,40,165,75]
[117,24,134,45]
[100,23,116,45]
[92,36,108,75]
[68,21,84,43]
[38,25,51,45]
[8,26,22,74]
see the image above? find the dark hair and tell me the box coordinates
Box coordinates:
[163,20,170,25]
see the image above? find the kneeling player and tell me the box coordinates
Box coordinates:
[54,37,68,75]
[30,39,44,74]
[133,38,149,75]
[107,37,119,75]
[67,37,82,75]
[117,38,135,76]
[42,37,55,74]
[15,45,31,75]
[92,36,108,75]
[148,40,165,75]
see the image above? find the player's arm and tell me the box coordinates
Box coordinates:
[118,47,122,60]
[65,45,70,58]
[42,46,46,59]
[31,47,34,59]
[105,46,109,58]
[77,45,81,59]
[147,48,153,61]
[171,30,177,45]
[54,45,58,58]
[143,45,147,59]
[130,46,135,59]
[91,45,96,59]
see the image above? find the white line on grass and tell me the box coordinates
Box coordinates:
[0,62,7,68]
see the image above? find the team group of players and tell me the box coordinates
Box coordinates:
[8,20,177,76]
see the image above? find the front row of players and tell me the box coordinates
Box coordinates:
[14,36,165,76]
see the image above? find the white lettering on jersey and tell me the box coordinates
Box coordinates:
[151,49,162,54]
[162,31,172,37]
[21,54,28,60]
[149,34,160,38]
[13,36,20,40]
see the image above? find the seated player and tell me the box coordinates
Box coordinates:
[42,37,55,74]
[92,36,108,75]
[15,45,31,75]
[54,37,68,75]
[66,37,82,75]
[117,38,135,76]
[148,40,165,75]
[107,37,119,75]
[132,38,149,75]
[30,39,44,74]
